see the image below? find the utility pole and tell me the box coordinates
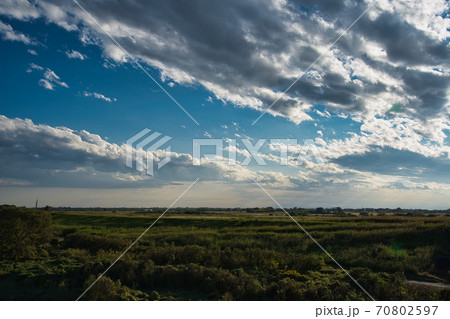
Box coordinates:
[35,199,38,209]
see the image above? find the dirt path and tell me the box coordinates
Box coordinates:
[407,280,450,289]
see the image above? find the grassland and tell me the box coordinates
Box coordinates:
[0,207,449,300]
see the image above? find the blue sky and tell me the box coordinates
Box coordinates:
[0,0,449,208]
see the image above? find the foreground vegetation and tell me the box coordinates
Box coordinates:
[0,206,449,300]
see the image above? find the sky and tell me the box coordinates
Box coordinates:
[0,0,449,209]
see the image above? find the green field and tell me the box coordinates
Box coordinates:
[1,206,449,300]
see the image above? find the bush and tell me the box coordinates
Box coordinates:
[0,206,53,260]
[82,275,148,301]
[63,233,131,252]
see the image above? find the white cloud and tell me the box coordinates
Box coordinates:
[83,91,117,102]
[290,116,450,162]
[65,49,87,60]
[38,79,54,90]
[0,20,33,45]
[27,48,37,55]
[26,64,69,90]
[0,115,291,189]
[0,115,326,191]
[315,110,331,118]
[42,69,68,88]
[0,0,40,20]
[26,63,43,72]
[38,1,78,32]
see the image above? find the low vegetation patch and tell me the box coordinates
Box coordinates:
[0,206,449,300]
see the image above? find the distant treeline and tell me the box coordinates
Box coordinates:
[2,204,448,215]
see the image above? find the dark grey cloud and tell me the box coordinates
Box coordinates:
[0,117,135,187]
[0,0,448,122]
[356,12,449,65]
[400,69,450,117]
[291,0,347,15]
[333,146,450,184]
[290,73,363,108]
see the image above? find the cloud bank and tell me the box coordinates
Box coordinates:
[0,0,448,124]
[1,115,448,195]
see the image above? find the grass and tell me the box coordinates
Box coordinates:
[1,209,449,300]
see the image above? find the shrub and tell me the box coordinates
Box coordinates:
[63,233,130,252]
[0,206,53,260]
[82,275,148,301]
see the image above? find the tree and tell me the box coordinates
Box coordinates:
[0,206,53,260]
[315,207,324,214]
